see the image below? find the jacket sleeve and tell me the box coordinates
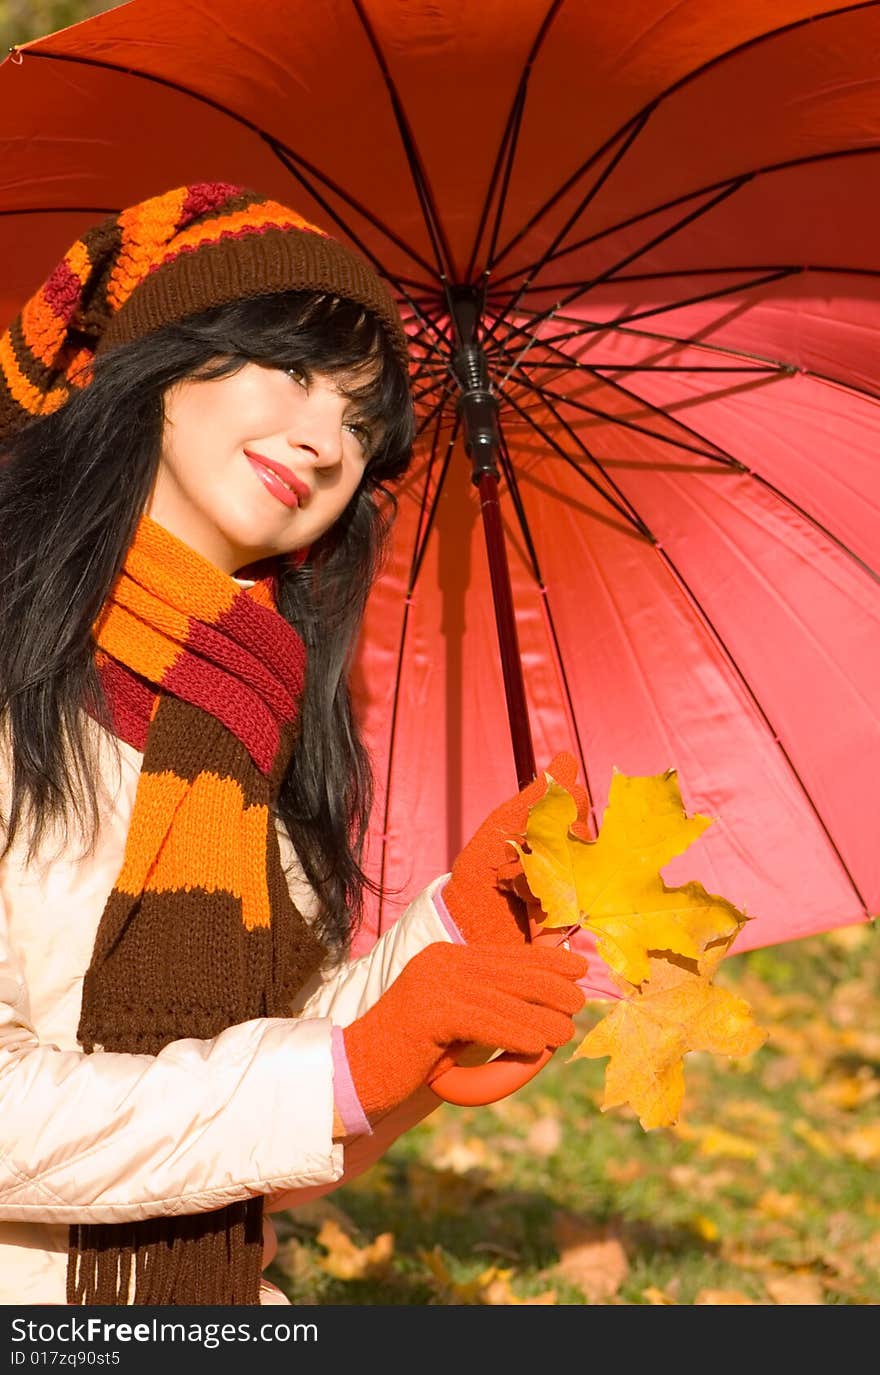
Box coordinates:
[263,874,489,1214]
[0,887,345,1225]
[290,873,458,1025]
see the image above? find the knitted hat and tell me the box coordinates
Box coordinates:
[0,182,410,441]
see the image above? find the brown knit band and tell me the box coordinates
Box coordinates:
[0,182,411,440]
[99,226,410,371]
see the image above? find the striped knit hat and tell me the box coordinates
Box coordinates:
[0,182,410,441]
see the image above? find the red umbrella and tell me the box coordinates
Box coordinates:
[2,0,877,1000]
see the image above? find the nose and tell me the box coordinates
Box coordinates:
[286,383,345,468]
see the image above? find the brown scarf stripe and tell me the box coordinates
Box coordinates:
[71,517,326,1304]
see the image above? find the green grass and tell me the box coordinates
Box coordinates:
[267,921,880,1306]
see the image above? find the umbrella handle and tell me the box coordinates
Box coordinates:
[429,919,574,1107]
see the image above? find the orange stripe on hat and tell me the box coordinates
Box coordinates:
[0,329,69,417]
[155,201,328,267]
[108,186,189,312]
[21,238,104,363]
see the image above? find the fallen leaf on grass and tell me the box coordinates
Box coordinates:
[416,1247,553,1304]
[838,1122,880,1163]
[676,1123,762,1160]
[405,1160,489,1217]
[792,1119,836,1157]
[315,1219,393,1280]
[694,1288,759,1305]
[764,1272,825,1305]
[526,1114,563,1157]
[604,1158,646,1185]
[551,1212,629,1303]
[642,1285,678,1304]
[756,1190,805,1220]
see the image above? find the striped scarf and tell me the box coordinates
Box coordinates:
[68,515,326,1305]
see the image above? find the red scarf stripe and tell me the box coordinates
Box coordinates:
[184,616,302,721]
[162,653,281,776]
[94,650,155,753]
[214,591,307,690]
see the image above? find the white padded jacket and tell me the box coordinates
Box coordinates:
[0,712,453,1306]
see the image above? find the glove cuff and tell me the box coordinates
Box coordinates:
[433,882,468,944]
[331,1025,373,1138]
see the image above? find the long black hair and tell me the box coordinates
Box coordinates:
[0,290,415,952]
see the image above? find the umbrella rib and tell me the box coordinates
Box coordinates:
[537,268,800,349]
[350,0,456,282]
[487,0,880,271]
[530,377,880,583]
[482,108,654,349]
[650,546,874,916]
[410,413,462,593]
[511,362,780,373]
[488,176,754,344]
[373,406,458,925]
[489,145,880,290]
[494,302,880,405]
[501,261,880,295]
[463,67,528,288]
[495,381,652,536]
[495,427,543,585]
[265,138,439,289]
[462,0,567,284]
[493,333,880,585]
[14,46,440,282]
[413,386,455,443]
[486,317,756,468]
[519,378,745,467]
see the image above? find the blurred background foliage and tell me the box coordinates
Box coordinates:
[2,0,125,52]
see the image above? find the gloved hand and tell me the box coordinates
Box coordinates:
[442,750,590,946]
[343,941,588,1120]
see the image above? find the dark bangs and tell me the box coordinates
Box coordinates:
[168,291,415,484]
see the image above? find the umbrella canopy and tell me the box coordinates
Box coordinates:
[1,0,877,986]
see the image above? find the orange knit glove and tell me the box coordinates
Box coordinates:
[343,941,587,1120]
[442,751,590,946]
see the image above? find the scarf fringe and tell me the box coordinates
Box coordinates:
[67,1198,265,1305]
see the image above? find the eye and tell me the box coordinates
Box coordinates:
[284,365,308,386]
[344,419,374,454]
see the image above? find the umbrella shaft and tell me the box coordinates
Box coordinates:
[476,470,536,789]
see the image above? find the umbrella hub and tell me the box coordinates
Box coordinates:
[450,287,500,484]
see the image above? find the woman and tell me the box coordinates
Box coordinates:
[0,183,588,1306]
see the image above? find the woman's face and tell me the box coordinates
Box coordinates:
[147,360,376,574]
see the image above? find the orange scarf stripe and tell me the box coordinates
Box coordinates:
[107,574,194,645]
[124,521,237,623]
[138,776,273,931]
[94,600,182,686]
[113,770,191,897]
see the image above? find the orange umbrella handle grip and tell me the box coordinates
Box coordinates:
[429,919,575,1107]
[430,1042,555,1106]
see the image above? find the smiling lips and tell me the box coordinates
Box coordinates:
[244,449,310,509]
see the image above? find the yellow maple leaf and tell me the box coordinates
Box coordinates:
[509,768,767,1129]
[514,769,748,986]
[315,1219,394,1280]
[571,952,767,1129]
